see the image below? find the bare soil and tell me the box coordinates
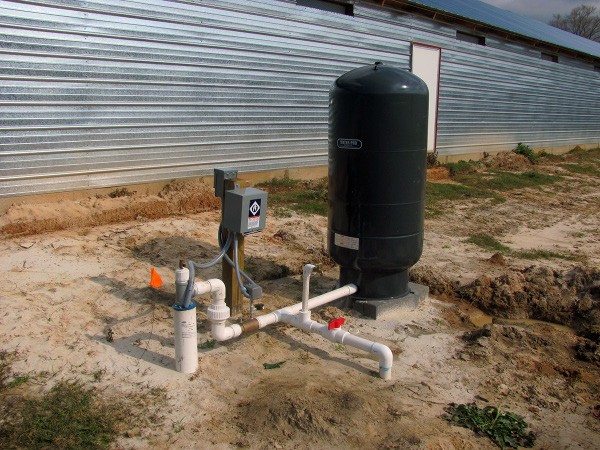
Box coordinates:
[1,152,599,449]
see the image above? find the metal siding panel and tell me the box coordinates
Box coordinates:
[0,0,410,197]
[435,42,600,155]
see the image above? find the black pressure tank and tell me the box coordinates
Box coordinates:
[328,63,428,303]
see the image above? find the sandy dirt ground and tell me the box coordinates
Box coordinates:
[1,154,599,449]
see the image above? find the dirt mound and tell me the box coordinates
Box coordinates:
[0,180,220,238]
[236,378,418,449]
[487,152,532,171]
[459,266,600,330]
[410,266,459,297]
[426,167,450,181]
[158,179,221,213]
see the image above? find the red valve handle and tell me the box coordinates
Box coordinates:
[328,318,345,330]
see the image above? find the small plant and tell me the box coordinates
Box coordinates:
[333,343,347,352]
[92,368,107,382]
[199,339,216,349]
[443,402,536,449]
[427,152,439,168]
[513,143,537,164]
[273,207,292,218]
[108,187,135,198]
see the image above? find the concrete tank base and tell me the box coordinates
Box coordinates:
[341,282,428,319]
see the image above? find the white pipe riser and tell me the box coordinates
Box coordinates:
[174,306,198,374]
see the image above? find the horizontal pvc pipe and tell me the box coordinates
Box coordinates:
[255,284,357,329]
[281,314,393,380]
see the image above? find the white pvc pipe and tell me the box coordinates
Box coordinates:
[194,274,392,379]
[301,264,316,312]
[198,279,242,342]
[174,306,198,373]
[256,284,358,329]
[281,313,393,380]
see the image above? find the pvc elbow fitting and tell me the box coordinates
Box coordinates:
[372,343,393,380]
[211,322,242,341]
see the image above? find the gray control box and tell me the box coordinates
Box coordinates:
[223,187,268,235]
[213,167,238,199]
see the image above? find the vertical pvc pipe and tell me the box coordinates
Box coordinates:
[173,302,198,373]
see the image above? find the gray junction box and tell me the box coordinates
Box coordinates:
[223,187,268,235]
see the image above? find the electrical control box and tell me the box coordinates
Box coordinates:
[223,187,268,235]
[213,168,238,199]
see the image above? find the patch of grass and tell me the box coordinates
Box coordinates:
[0,380,128,450]
[333,344,347,352]
[456,171,561,192]
[559,163,600,177]
[273,207,292,218]
[468,234,510,253]
[256,177,300,190]
[443,402,536,449]
[513,142,538,163]
[0,350,29,391]
[443,160,479,176]
[467,235,580,261]
[264,178,328,217]
[511,249,580,261]
[425,182,500,217]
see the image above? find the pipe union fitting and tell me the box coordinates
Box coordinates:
[207,304,230,321]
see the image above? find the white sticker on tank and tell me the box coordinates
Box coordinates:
[334,233,359,250]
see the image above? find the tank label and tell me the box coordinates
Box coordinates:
[248,199,261,229]
[334,233,359,250]
[337,138,362,150]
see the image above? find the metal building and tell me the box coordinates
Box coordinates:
[1,0,599,199]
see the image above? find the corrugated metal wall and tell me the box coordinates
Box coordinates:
[1,0,599,198]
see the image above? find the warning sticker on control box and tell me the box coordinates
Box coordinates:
[334,233,359,250]
[248,199,261,229]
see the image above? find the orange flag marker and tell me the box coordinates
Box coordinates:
[149,268,164,289]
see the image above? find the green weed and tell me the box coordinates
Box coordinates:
[199,339,217,349]
[444,402,536,449]
[513,142,537,163]
[108,187,135,198]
